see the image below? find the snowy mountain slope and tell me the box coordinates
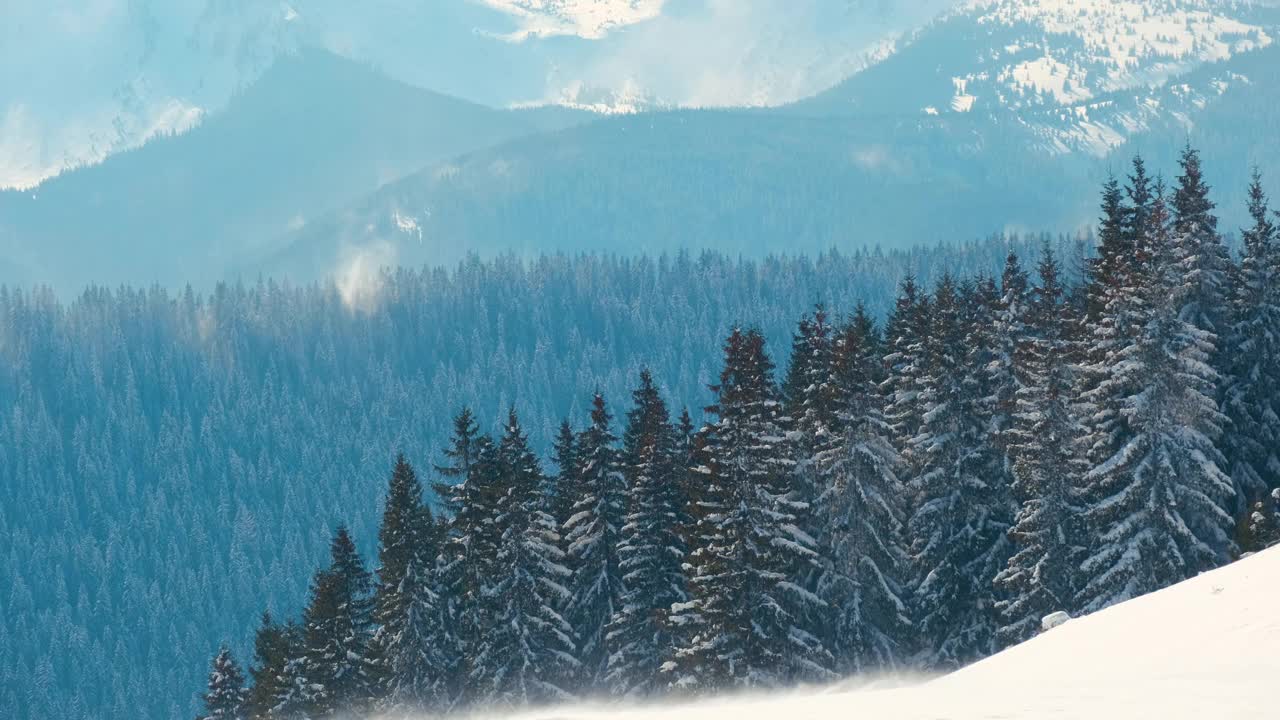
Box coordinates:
[0,51,586,291]
[0,1,958,188]
[797,0,1280,156]
[498,546,1280,719]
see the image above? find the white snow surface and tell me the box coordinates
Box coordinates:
[451,547,1280,720]
[477,0,666,40]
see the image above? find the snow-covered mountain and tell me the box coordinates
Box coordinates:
[493,546,1280,719]
[0,0,958,188]
[801,0,1280,156]
[5,0,1280,291]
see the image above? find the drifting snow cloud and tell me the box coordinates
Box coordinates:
[335,241,397,313]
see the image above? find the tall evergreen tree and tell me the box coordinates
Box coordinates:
[369,457,448,711]
[1171,145,1232,338]
[669,328,831,690]
[468,410,576,706]
[267,624,309,719]
[245,613,293,719]
[995,245,1087,645]
[1078,158,1158,570]
[1077,186,1235,613]
[199,646,247,720]
[564,393,629,689]
[781,306,840,656]
[908,275,1012,668]
[605,371,689,697]
[551,419,582,535]
[1223,172,1280,511]
[820,306,911,672]
[437,423,505,708]
[988,253,1033,469]
[1085,176,1129,326]
[431,409,484,703]
[298,527,375,716]
[882,276,932,494]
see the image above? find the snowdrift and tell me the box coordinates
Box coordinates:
[507,547,1280,719]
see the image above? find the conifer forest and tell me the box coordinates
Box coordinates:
[144,148,1280,719]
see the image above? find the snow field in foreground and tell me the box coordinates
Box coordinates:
[454,546,1280,719]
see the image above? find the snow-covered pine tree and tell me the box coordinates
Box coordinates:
[1171,145,1232,341]
[199,646,247,720]
[820,305,911,673]
[605,370,689,697]
[1076,185,1235,613]
[298,568,344,716]
[669,328,831,689]
[430,409,484,703]
[439,425,506,707]
[908,275,1012,668]
[661,422,717,693]
[551,419,582,537]
[780,306,840,661]
[988,253,1032,471]
[369,457,448,711]
[268,623,309,719]
[882,277,931,488]
[245,612,293,719]
[298,526,375,716]
[995,244,1088,646]
[1084,175,1133,326]
[1222,172,1280,511]
[564,393,628,690]
[468,410,576,707]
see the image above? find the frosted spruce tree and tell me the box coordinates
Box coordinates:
[299,527,375,716]
[781,306,841,654]
[820,306,911,672]
[668,328,831,690]
[199,646,247,720]
[988,253,1032,472]
[1171,145,1233,341]
[1082,160,1157,471]
[430,409,485,703]
[908,275,1013,668]
[369,457,448,711]
[467,410,576,706]
[1077,186,1234,613]
[1222,173,1280,510]
[882,277,931,488]
[604,370,689,697]
[244,612,293,718]
[563,393,628,689]
[994,246,1088,645]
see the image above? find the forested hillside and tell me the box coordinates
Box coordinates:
[0,236,1063,720]
[189,147,1280,717]
[188,148,1280,718]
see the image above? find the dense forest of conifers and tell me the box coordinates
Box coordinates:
[189,148,1280,719]
[0,234,1082,720]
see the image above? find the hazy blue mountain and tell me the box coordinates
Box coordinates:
[260,108,1078,283]
[0,0,961,188]
[4,1,1280,292]
[0,50,586,291]
[254,0,1280,283]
